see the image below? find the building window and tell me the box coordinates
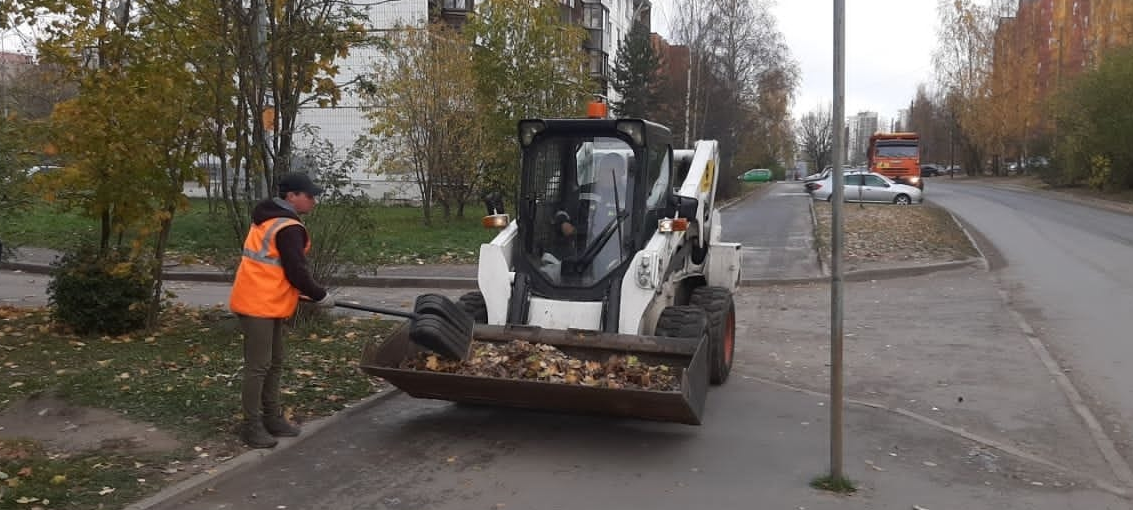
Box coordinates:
[589,49,608,78]
[583,2,605,30]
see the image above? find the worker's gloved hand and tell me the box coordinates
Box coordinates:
[314,294,335,308]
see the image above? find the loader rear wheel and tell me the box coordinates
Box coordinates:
[458,291,488,324]
[690,286,735,385]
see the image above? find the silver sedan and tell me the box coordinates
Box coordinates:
[808,172,923,205]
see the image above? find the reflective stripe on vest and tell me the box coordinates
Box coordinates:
[228,217,311,318]
[241,218,296,266]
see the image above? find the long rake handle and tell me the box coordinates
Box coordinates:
[333,301,418,320]
[300,297,418,320]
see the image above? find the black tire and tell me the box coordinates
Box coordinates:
[458,291,488,324]
[655,306,709,339]
[894,194,911,205]
[654,306,711,387]
[689,287,736,385]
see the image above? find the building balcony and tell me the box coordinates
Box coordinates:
[429,0,473,28]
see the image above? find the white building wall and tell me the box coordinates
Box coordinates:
[290,0,429,202]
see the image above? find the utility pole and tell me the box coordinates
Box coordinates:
[829,0,846,482]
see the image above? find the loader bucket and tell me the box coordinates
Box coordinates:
[360,324,710,425]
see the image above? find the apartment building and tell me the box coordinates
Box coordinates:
[212,0,648,202]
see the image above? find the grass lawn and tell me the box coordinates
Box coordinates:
[1,199,495,267]
[0,304,397,509]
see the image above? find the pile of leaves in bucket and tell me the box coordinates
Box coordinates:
[400,340,679,391]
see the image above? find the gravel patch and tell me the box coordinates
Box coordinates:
[812,201,979,272]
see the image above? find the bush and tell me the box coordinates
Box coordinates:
[47,245,157,335]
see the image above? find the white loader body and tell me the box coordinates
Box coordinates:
[475,139,740,334]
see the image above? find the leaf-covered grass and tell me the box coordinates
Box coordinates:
[0,440,159,509]
[0,199,494,267]
[812,201,979,270]
[0,304,397,509]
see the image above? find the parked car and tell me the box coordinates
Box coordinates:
[808,171,923,205]
[920,164,943,177]
[738,168,773,182]
[803,167,865,192]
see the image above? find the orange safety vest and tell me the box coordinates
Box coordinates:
[229,217,312,318]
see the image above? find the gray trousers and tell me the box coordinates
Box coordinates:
[237,315,287,421]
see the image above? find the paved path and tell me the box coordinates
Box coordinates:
[722,181,823,281]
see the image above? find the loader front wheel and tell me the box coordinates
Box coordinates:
[458,291,488,324]
[654,306,709,340]
[654,306,711,385]
[690,287,735,385]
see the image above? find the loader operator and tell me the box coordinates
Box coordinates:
[543,150,629,283]
[228,172,334,449]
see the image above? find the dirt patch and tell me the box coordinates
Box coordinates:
[812,201,979,272]
[0,393,181,455]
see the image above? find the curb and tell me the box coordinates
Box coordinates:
[4,258,983,291]
[124,388,403,510]
[807,196,827,276]
[739,258,980,287]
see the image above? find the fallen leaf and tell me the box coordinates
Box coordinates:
[15,497,39,504]
[50,474,66,485]
[99,486,116,495]
[8,382,23,388]
[17,467,32,477]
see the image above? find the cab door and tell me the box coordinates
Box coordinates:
[860,174,890,202]
[843,174,864,202]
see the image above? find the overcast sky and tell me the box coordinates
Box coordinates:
[651,0,941,123]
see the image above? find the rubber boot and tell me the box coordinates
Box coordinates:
[239,419,279,449]
[263,410,301,437]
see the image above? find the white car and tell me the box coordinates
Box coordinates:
[808,171,923,205]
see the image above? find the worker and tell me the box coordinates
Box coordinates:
[228,172,334,449]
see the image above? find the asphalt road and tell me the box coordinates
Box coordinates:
[928,181,1133,458]
[149,267,1129,510]
[721,182,822,280]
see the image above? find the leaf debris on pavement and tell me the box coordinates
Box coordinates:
[401,340,679,391]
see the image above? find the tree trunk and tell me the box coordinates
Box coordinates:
[99,208,112,256]
[147,207,176,330]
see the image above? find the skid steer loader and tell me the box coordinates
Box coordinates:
[360,105,741,425]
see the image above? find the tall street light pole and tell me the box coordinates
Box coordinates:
[829,0,846,481]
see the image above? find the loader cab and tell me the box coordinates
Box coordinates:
[516,118,673,302]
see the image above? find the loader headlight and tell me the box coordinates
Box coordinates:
[658,217,689,233]
[636,253,658,289]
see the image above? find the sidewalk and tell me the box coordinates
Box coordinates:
[0,246,480,289]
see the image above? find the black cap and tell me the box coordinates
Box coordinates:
[277,172,324,197]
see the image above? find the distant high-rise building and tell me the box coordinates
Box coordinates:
[847,111,878,166]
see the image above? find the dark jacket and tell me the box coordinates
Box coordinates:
[251,198,327,301]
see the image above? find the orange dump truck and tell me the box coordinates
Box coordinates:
[867,132,922,189]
